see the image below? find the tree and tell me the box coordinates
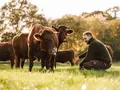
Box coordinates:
[95,20,120,61]
[105,6,120,20]
[1,32,16,42]
[0,0,48,41]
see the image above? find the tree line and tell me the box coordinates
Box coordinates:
[0,0,120,61]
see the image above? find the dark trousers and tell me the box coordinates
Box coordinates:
[80,60,111,70]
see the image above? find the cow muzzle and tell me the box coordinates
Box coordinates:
[41,47,57,55]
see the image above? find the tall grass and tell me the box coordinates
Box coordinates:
[0,62,120,90]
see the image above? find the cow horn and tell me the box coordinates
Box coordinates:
[33,34,41,41]
[52,26,57,30]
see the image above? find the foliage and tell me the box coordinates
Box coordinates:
[0,0,48,41]
[0,62,120,90]
[97,20,120,61]
[105,6,120,20]
[1,32,16,42]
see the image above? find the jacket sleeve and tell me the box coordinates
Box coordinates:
[79,51,87,68]
[79,51,87,59]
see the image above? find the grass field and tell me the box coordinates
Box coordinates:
[0,62,120,90]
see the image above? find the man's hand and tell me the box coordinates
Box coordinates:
[79,61,84,70]
[74,57,80,65]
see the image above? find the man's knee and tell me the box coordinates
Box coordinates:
[81,60,107,70]
[83,62,93,69]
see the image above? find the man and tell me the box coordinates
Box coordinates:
[79,31,112,70]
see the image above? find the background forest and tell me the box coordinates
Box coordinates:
[0,0,120,61]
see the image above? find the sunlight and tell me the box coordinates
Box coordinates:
[0,0,120,19]
[0,84,3,89]
[29,0,120,19]
[21,28,29,33]
[81,84,87,90]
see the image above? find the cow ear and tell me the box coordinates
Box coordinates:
[33,33,42,41]
[67,30,73,34]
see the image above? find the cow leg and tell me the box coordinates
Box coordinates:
[21,58,25,69]
[46,58,49,70]
[53,55,56,69]
[29,58,34,72]
[44,55,51,72]
[70,61,74,66]
[54,56,57,68]
[40,58,47,73]
[14,52,20,68]
[49,55,55,72]
[28,54,34,72]
[10,59,14,69]
[28,45,35,72]
[16,57,20,68]
[41,58,45,69]
[37,58,40,62]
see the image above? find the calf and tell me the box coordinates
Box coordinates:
[56,50,74,66]
[36,50,75,68]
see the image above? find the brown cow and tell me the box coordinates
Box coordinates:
[40,25,73,69]
[0,42,14,68]
[28,24,59,72]
[12,33,29,68]
[56,50,74,66]
[52,26,73,46]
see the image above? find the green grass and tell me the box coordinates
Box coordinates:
[0,62,120,90]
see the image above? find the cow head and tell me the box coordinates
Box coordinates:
[33,30,58,55]
[52,25,73,46]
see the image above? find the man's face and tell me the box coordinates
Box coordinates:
[83,34,91,44]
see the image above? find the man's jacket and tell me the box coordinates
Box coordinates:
[79,38,112,65]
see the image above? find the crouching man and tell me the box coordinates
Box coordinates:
[79,31,112,70]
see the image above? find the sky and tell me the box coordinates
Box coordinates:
[0,0,120,19]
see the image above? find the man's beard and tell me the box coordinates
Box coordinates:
[85,41,89,44]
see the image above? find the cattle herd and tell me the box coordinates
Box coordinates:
[0,24,114,72]
[0,24,75,72]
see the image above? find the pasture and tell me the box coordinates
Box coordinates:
[0,62,120,90]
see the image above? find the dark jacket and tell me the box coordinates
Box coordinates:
[79,38,112,65]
